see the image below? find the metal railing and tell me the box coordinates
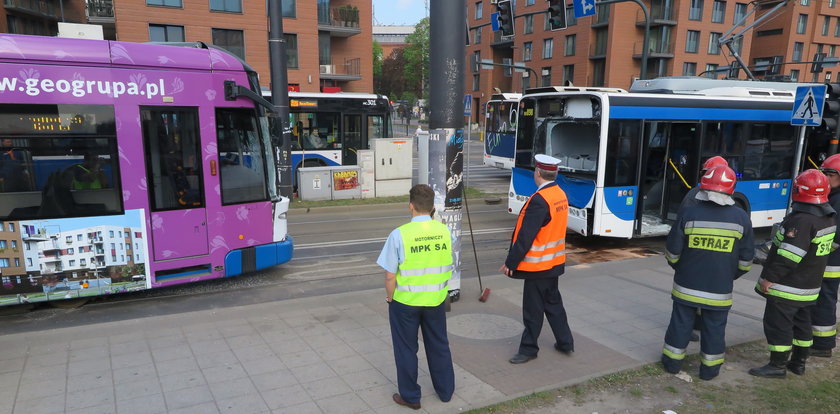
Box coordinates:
[321,58,361,77]
[634,40,675,55]
[3,0,60,18]
[637,7,674,22]
[318,5,360,27]
[86,0,113,18]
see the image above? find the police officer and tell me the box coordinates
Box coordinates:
[501,154,574,364]
[811,155,840,358]
[377,184,455,410]
[661,165,754,380]
[749,169,836,378]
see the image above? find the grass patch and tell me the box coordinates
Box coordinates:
[665,385,678,393]
[289,187,504,209]
[463,391,554,414]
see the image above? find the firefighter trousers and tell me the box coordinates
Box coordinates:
[763,299,812,351]
[810,278,839,351]
[662,301,728,379]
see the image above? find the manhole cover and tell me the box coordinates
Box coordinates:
[447,313,523,340]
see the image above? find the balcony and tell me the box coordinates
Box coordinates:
[589,42,608,59]
[86,0,113,23]
[318,5,361,37]
[636,8,677,26]
[319,58,362,81]
[3,0,60,20]
[491,31,513,48]
[633,41,675,59]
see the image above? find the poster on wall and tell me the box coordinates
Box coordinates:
[0,209,150,307]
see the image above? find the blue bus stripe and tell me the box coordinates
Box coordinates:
[611,106,790,121]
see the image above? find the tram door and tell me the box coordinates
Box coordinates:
[663,122,701,221]
[343,114,362,166]
[141,107,209,260]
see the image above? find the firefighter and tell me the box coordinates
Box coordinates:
[749,169,836,378]
[661,165,754,380]
[811,155,840,358]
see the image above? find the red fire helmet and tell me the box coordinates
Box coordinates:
[792,169,830,204]
[700,165,737,195]
[702,155,729,171]
[820,154,840,175]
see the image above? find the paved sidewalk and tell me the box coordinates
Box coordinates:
[0,256,772,414]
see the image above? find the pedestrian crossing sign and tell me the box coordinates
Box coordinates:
[791,85,826,126]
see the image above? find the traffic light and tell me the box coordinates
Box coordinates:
[547,0,567,31]
[496,0,515,38]
[823,83,840,149]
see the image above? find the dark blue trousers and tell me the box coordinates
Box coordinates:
[389,300,455,404]
[811,278,840,350]
[662,302,729,379]
[519,277,574,356]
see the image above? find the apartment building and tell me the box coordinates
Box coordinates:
[465,0,757,123]
[35,225,145,279]
[373,25,414,58]
[1,0,373,93]
[0,221,25,280]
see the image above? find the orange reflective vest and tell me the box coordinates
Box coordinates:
[513,184,568,272]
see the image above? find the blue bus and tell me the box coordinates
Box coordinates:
[508,78,814,238]
[483,93,520,170]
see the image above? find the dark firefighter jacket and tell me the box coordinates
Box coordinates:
[665,199,755,310]
[756,202,836,307]
[824,189,840,278]
[506,182,567,280]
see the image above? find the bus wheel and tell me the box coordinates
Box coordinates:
[51,298,89,309]
[733,193,751,214]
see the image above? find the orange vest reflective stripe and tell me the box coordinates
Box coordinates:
[513,184,568,272]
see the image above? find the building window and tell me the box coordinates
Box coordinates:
[543,38,553,59]
[7,223,13,232]
[563,64,574,85]
[836,17,840,37]
[0,240,6,248]
[831,0,836,7]
[689,0,704,20]
[527,0,536,5]
[285,34,298,68]
[708,32,721,54]
[475,1,482,19]
[801,0,809,5]
[472,51,480,73]
[212,28,245,60]
[27,258,32,266]
[11,240,16,249]
[524,15,533,34]
[522,74,531,91]
[472,74,480,91]
[149,24,185,42]
[831,45,837,56]
[147,0,181,6]
[81,259,86,267]
[68,248,74,254]
[705,63,719,78]
[210,0,241,12]
[686,30,700,53]
[734,3,747,25]
[566,6,577,26]
[541,67,551,86]
[474,27,482,44]
[77,234,82,241]
[797,14,808,34]
[791,69,800,81]
[69,260,76,267]
[793,42,804,61]
[0,258,8,267]
[282,0,296,17]
[109,231,114,238]
[503,57,513,77]
[564,34,576,56]
[524,42,533,61]
[712,1,725,23]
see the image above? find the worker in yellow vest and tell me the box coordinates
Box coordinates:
[501,154,573,364]
[377,184,454,410]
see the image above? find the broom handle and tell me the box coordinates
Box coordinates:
[463,191,483,291]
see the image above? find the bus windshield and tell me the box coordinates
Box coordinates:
[533,96,600,173]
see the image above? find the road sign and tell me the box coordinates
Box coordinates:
[573,0,596,18]
[490,12,500,31]
[464,95,472,117]
[791,85,826,126]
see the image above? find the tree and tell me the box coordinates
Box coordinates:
[403,17,429,100]
[380,48,409,99]
[373,40,383,79]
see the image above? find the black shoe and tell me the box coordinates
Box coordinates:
[554,343,574,356]
[448,289,460,303]
[392,393,421,410]
[509,353,537,364]
[810,348,832,358]
[690,331,700,342]
[748,363,787,378]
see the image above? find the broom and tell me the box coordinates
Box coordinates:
[463,192,491,302]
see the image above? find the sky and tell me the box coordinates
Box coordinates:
[373,0,427,25]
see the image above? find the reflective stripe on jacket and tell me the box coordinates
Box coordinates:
[512,184,568,272]
[393,220,453,307]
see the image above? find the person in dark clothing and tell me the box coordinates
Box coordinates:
[811,155,840,358]
[662,166,754,380]
[501,154,573,364]
[749,169,836,378]
[677,155,733,343]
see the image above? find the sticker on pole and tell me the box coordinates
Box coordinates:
[791,85,826,126]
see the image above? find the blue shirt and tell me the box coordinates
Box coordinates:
[377,215,433,274]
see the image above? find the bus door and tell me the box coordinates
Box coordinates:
[663,122,701,221]
[141,108,209,260]
[343,114,362,165]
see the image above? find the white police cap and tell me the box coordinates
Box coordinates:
[535,154,561,171]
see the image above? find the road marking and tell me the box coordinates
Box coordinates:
[295,227,512,250]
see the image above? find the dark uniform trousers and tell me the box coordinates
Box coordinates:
[764,299,813,351]
[811,278,840,350]
[519,277,574,356]
[388,300,454,404]
[663,302,729,379]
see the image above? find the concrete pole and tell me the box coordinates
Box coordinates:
[429,0,465,295]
